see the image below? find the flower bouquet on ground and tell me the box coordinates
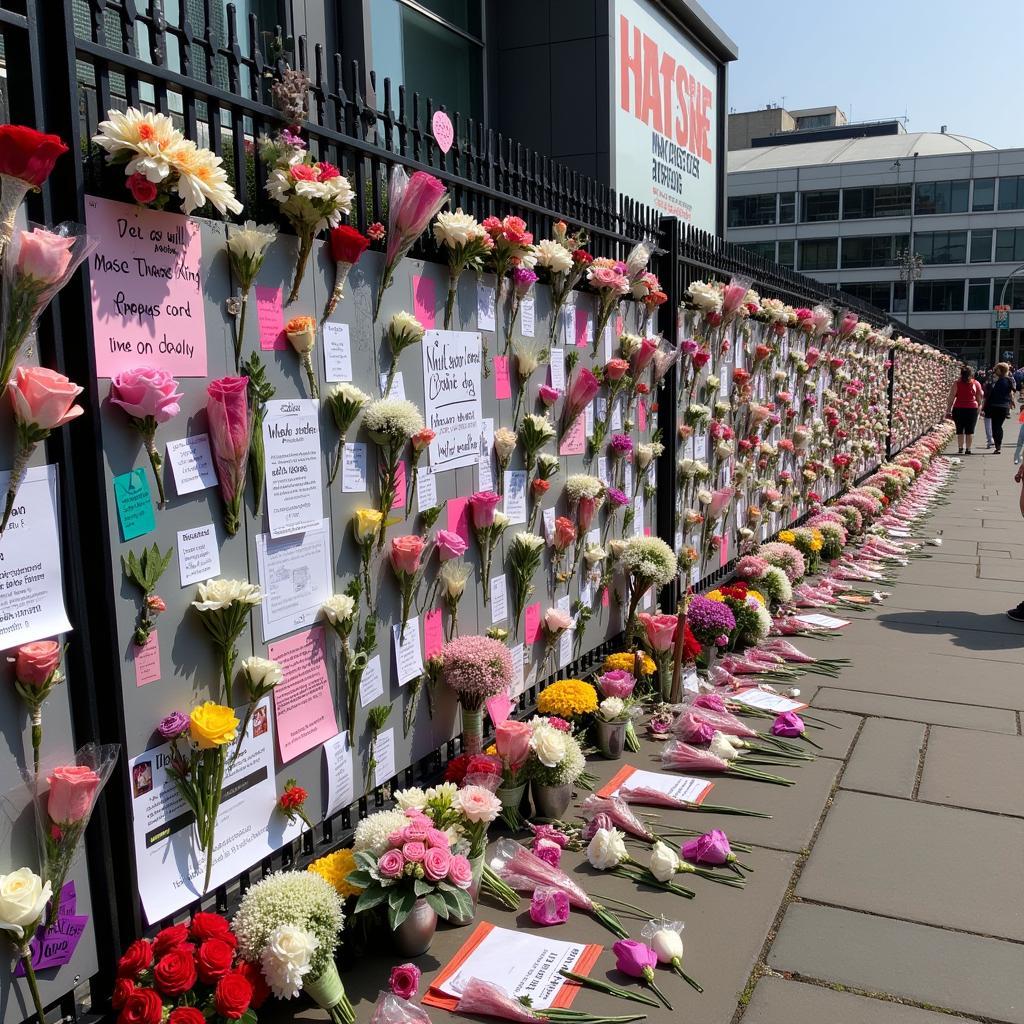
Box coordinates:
[206,375,251,536]
[0,868,52,1024]
[363,397,425,548]
[455,978,647,1024]
[191,578,262,704]
[612,939,673,1010]
[375,165,448,320]
[494,720,532,828]
[640,918,702,993]
[9,640,64,773]
[434,209,493,328]
[441,636,513,755]
[226,221,277,366]
[490,837,628,938]
[661,740,793,786]
[524,716,587,817]
[233,870,353,1023]
[324,225,370,321]
[159,702,239,893]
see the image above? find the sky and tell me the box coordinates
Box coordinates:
[698,0,1024,149]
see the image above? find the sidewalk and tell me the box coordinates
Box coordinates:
[741,449,1024,1024]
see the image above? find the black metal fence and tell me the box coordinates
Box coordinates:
[0,1,937,1019]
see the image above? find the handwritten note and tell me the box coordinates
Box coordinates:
[133,630,161,687]
[341,442,368,492]
[423,608,445,659]
[559,414,586,456]
[490,573,508,623]
[255,285,287,350]
[413,275,437,329]
[503,470,527,524]
[494,356,512,400]
[177,522,220,587]
[268,627,338,763]
[393,616,424,685]
[521,295,535,337]
[417,466,437,511]
[113,469,155,541]
[422,330,483,472]
[323,322,353,381]
[323,731,354,818]
[360,655,384,707]
[166,434,217,495]
[549,347,566,392]
[86,195,207,376]
[524,602,541,644]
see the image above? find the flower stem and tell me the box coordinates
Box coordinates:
[21,952,45,1024]
[327,439,344,486]
[1,437,35,534]
[144,434,166,508]
[31,707,41,776]
[234,290,248,370]
[302,353,319,399]
[287,232,314,305]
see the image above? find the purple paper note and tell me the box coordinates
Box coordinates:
[15,884,86,973]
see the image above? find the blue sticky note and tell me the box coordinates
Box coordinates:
[113,469,155,540]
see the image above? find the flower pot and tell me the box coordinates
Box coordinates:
[532,780,572,820]
[448,853,484,926]
[393,898,438,956]
[497,782,528,817]
[462,705,484,756]
[595,719,627,759]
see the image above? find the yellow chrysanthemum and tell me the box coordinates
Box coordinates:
[486,743,497,756]
[778,529,796,544]
[602,651,656,676]
[747,590,766,606]
[537,678,598,718]
[308,848,362,899]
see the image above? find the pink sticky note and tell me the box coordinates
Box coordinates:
[432,111,455,153]
[423,608,444,659]
[791,507,799,522]
[268,627,339,764]
[254,285,287,350]
[494,356,512,400]
[574,307,590,348]
[86,196,209,377]
[393,460,407,510]
[486,693,514,728]
[644,526,651,537]
[638,401,647,432]
[559,413,586,455]
[447,496,471,546]
[616,314,624,336]
[524,602,541,645]
[133,630,161,687]
[602,587,610,608]
[719,536,730,567]
[413,275,436,329]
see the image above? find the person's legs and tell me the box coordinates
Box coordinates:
[956,431,965,453]
[1014,421,1024,464]
[984,414,994,447]
[993,411,1007,451]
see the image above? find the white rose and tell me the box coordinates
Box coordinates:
[531,723,567,768]
[586,827,627,870]
[648,841,680,882]
[534,238,573,274]
[260,923,316,999]
[241,656,283,690]
[321,593,355,625]
[193,578,261,611]
[433,208,483,248]
[649,926,683,963]
[709,731,739,761]
[394,787,428,810]
[688,281,722,314]
[599,697,625,721]
[390,310,426,342]
[493,428,518,461]
[0,868,51,938]
[584,544,606,566]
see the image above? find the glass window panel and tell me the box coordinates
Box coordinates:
[970,230,992,263]
[994,279,1024,310]
[777,239,795,267]
[973,178,995,211]
[779,192,796,224]
[915,181,937,214]
[913,280,964,312]
[800,190,839,222]
[798,238,838,271]
[892,281,908,313]
[998,176,1023,210]
[728,194,777,228]
[842,188,867,220]
[967,280,991,311]
[415,0,481,36]
[741,241,776,260]
[995,228,1017,263]
[950,180,969,213]
[840,281,891,309]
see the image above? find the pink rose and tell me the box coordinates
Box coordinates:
[402,841,427,863]
[457,785,501,823]
[47,765,100,824]
[435,529,468,561]
[16,227,74,283]
[378,849,405,878]
[543,607,573,633]
[604,358,629,381]
[538,385,560,406]
[14,640,61,687]
[613,939,659,978]
[390,535,426,576]
[426,828,450,850]
[389,963,422,1000]
[110,367,183,424]
[532,839,562,869]
[206,376,250,504]
[422,846,452,882]
[632,337,658,374]
[598,670,635,698]
[638,612,678,652]
[448,854,474,889]
[387,829,405,847]
[496,720,532,770]
[9,366,83,431]
[530,888,570,926]
[681,829,732,865]
[468,491,501,528]
[402,823,430,842]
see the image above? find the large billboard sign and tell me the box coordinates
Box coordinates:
[612,0,719,232]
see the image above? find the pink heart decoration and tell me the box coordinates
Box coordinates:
[432,111,454,153]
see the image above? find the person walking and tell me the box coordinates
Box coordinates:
[982,362,1015,455]
[979,370,995,448]
[948,364,983,454]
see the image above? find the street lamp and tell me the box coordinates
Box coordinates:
[994,262,1024,367]
[896,247,923,329]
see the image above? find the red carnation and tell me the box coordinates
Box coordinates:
[153,948,197,996]
[278,784,308,811]
[117,939,153,979]
[444,753,471,784]
[465,753,502,778]
[117,988,162,1024]
[215,972,253,1019]
[190,911,232,943]
[152,924,189,958]
[197,938,235,984]
[111,978,135,1010]
[233,960,271,1009]
[572,249,593,266]
[329,225,370,265]
[169,1009,206,1024]
[682,622,701,663]
[0,124,68,187]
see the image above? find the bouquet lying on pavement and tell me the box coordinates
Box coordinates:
[455,977,647,1024]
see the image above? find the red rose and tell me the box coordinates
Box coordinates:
[189,911,232,943]
[233,961,271,1009]
[117,939,153,978]
[443,753,470,784]
[152,924,189,958]
[168,1009,206,1024]
[0,125,68,186]
[153,948,197,996]
[215,972,253,1019]
[196,938,235,984]
[111,978,135,1010]
[117,988,163,1024]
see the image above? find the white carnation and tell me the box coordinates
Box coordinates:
[260,923,316,999]
[534,238,573,273]
[193,578,262,611]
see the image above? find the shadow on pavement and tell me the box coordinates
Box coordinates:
[877,610,1024,653]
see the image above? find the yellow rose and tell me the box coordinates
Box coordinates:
[778,530,796,543]
[353,507,383,543]
[190,702,239,749]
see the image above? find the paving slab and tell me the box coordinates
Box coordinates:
[813,687,1019,732]
[980,560,1024,582]
[788,709,860,761]
[839,719,924,798]
[871,581,1022,613]
[743,976,959,1024]
[796,791,1024,940]
[919,726,1024,816]
[769,903,1024,1023]
[839,619,1024,662]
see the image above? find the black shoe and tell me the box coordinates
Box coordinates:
[964,449,972,454]
[1007,602,1024,622]
[995,448,1002,454]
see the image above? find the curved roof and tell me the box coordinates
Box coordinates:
[729,132,996,173]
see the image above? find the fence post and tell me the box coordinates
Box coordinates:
[886,345,896,457]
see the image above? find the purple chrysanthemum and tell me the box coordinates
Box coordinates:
[686,595,736,645]
[606,487,630,508]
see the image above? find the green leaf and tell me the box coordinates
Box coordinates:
[413,878,433,897]
[347,870,374,889]
[424,890,449,920]
[446,887,473,921]
[387,888,416,929]
[354,850,377,872]
[388,884,408,912]
[354,886,389,915]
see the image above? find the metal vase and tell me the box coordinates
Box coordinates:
[595,718,627,759]
[532,781,572,820]
[393,897,438,956]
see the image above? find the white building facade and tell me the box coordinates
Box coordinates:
[727,130,1024,365]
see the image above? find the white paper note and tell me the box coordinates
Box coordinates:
[373,727,396,784]
[559,300,575,346]
[584,400,595,438]
[477,281,496,332]
[548,347,565,392]
[477,418,496,492]
[166,434,218,495]
[256,519,332,641]
[597,455,609,484]
[422,330,483,472]
[633,495,644,536]
[393,617,424,685]
[379,370,406,400]
[417,467,437,510]
[607,766,713,805]
[611,398,623,431]
[360,655,384,707]
[542,506,556,541]
[557,594,572,668]
[490,573,508,623]
[341,442,368,493]
[520,295,535,337]
[176,523,220,587]
[731,688,808,713]
[322,730,354,817]
[603,322,614,362]
[511,643,526,696]
[503,470,527,524]
[322,322,353,382]
[262,399,324,538]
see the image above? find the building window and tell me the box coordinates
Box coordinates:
[970,230,993,264]
[967,280,992,311]
[798,238,838,271]
[777,239,795,268]
[891,281,908,314]
[998,176,1024,211]
[740,241,776,260]
[727,194,777,228]
[840,233,908,269]
[913,280,964,312]
[995,228,1024,263]
[996,278,1024,309]
[914,230,968,265]
[841,185,912,219]
[800,190,840,222]
[914,179,969,215]
[973,178,995,212]
[840,281,891,309]
[779,192,796,224]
